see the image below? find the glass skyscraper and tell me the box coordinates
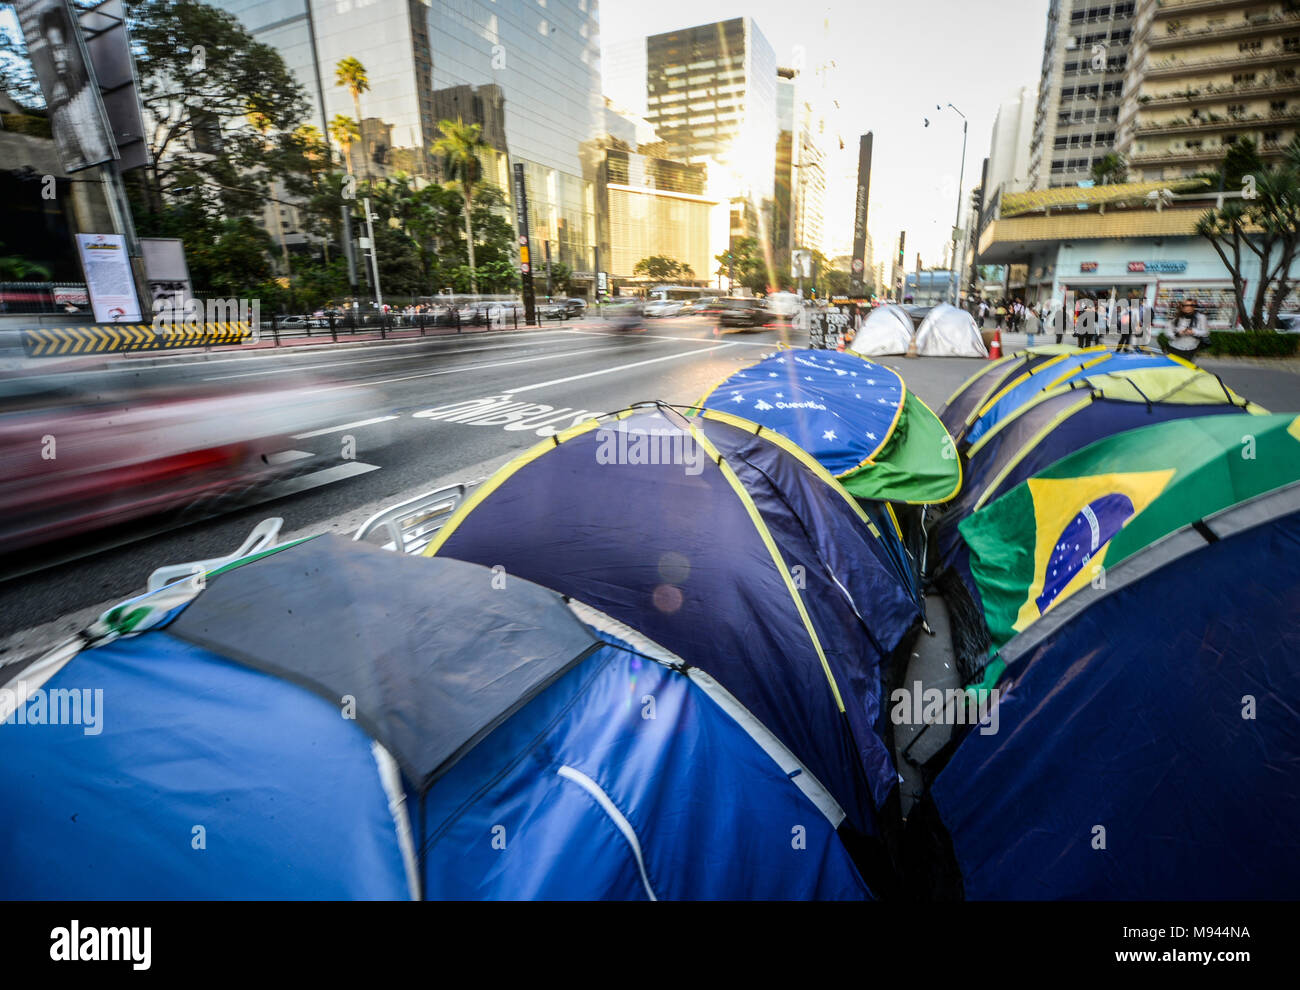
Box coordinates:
[210,0,602,273]
[642,16,777,242]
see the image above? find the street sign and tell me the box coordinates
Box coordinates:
[512,163,537,325]
[792,249,813,279]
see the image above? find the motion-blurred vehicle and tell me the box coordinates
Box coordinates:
[644,299,685,318]
[764,292,803,320]
[561,298,587,318]
[0,372,378,557]
[716,297,774,329]
[603,300,643,332]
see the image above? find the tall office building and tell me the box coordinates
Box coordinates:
[773,66,826,257]
[210,0,603,274]
[642,17,778,243]
[986,86,1037,198]
[1117,0,1300,182]
[1027,0,1137,188]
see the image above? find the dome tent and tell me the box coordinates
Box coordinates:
[914,304,988,357]
[914,482,1300,899]
[694,348,961,505]
[850,303,914,356]
[0,536,871,900]
[425,403,923,852]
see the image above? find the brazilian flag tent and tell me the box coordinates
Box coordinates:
[426,403,923,853]
[0,536,870,900]
[695,348,961,504]
[914,482,1300,899]
[958,412,1300,650]
[932,364,1264,578]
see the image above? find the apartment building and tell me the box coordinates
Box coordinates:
[1028,0,1138,188]
[1118,0,1300,180]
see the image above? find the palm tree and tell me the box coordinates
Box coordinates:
[335,56,370,178]
[432,117,487,295]
[329,114,359,178]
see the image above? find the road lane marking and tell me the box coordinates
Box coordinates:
[264,449,315,464]
[257,460,381,499]
[292,415,399,439]
[199,336,598,380]
[503,343,739,394]
[303,343,677,392]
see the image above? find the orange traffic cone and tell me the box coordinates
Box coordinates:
[989,328,1002,359]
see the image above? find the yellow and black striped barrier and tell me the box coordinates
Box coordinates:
[21,323,253,358]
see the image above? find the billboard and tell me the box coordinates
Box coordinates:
[15,0,117,174]
[850,133,873,296]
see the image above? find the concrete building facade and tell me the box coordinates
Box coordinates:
[1028,0,1138,188]
[1117,0,1300,181]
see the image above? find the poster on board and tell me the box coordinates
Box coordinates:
[76,232,142,323]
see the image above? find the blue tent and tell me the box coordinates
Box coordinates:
[694,347,961,504]
[962,350,1187,445]
[916,483,1300,899]
[427,403,922,846]
[0,536,869,900]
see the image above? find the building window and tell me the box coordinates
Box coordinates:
[1285,36,1300,53]
[1232,72,1257,84]
[1271,100,1287,112]
[1238,40,1262,52]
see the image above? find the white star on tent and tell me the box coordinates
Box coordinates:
[775,357,786,364]
[834,368,847,376]
[769,372,778,377]
[805,376,814,381]
[775,392,784,398]
[878,398,890,404]
[823,430,837,441]
[754,399,773,411]
[866,432,877,440]
[732,394,745,403]
[855,393,861,399]
[866,379,876,385]
[850,371,858,377]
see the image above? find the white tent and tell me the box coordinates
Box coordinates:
[849,304,914,356]
[914,304,988,357]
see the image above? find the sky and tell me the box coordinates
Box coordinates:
[601,0,1050,271]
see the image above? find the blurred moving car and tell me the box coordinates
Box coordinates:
[716,297,774,330]
[764,292,803,320]
[0,373,378,557]
[602,299,643,332]
[561,298,588,318]
[644,299,685,318]
[684,297,720,316]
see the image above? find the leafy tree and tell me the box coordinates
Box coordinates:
[1090,153,1128,186]
[1197,137,1300,329]
[433,118,488,293]
[633,255,694,282]
[715,238,766,294]
[538,260,573,295]
[126,0,310,220]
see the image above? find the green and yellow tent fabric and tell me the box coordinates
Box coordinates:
[959,413,1300,647]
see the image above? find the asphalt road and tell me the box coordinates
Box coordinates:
[1,317,1295,655]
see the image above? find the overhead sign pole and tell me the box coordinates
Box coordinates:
[513,163,537,325]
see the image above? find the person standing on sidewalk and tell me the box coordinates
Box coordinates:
[1167,297,1209,355]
